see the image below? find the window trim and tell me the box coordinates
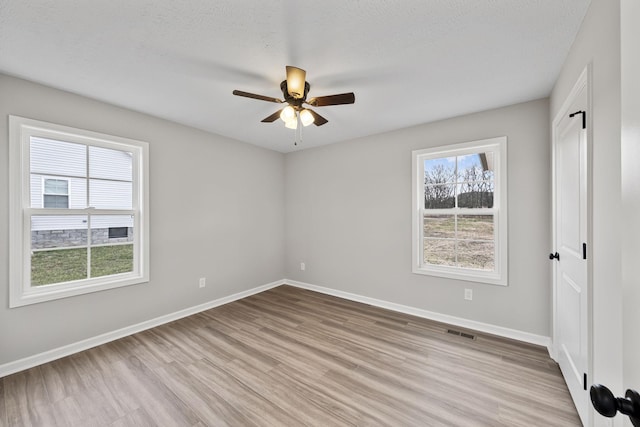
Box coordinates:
[9,116,150,307]
[411,136,508,286]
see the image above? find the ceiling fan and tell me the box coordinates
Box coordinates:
[232,66,355,129]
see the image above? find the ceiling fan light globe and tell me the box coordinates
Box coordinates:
[284,118,298,129]
[286,66,306,99]
[300,109,314,126]
[280,105,296,122]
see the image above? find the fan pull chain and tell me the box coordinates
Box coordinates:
[294,111,302,146]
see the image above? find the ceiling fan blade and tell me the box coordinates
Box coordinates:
[261,109,283,123]
[307,109,328,126]
[232,90,283,103]
[286,66,306,99]
[307,92,355,107]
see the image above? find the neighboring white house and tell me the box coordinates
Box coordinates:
[30,136,134,249]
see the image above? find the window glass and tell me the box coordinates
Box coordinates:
[424,239,456,267]
[32,248,88,286]
[89,179,133,209]
[457,215,494,241]
[424,184,455,209]
[457,241,495,270]
[31,137,86,176]
[91,215,134,244]
[423,214,455,239]
[30,215,88,286]
[91,245,134,278]
[424,157,456,183]
[89,146,132,181]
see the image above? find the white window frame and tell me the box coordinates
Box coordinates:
[9,116,150,307]
[411,136,508,286]
[42,177,70,208]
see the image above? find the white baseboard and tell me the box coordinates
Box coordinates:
[0,279,285,378]
[285,279,551,350]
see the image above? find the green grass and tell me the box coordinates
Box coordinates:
[31,244,133,286]
[31,247,88,286]
[91,245,134,278]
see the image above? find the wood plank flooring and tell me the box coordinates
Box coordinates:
[0,285,581,426]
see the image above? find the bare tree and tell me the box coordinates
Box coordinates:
[424,164,455,208]
[459,165,493,208]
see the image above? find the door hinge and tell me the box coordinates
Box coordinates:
[584,373,588,391]
[570,110,587,129]
[583,243,587,260]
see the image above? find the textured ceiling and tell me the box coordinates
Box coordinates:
[0,1,591,153]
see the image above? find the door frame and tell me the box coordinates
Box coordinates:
[550,65,593,424]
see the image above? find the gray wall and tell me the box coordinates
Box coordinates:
[284,98,551,336]
[0,74,285,365]
[549,0,624,410]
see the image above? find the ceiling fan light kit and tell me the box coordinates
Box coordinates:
[285,66,307,99]
[284,116,298,129]
[280,105,296,122]
[232,65,355,145]
[299,109,314,127]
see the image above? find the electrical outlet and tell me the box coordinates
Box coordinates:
[464,288,473,300]
[199,277,206,288]
[300,262,306,271]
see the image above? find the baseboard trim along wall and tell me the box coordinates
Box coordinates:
[285,279,552,350]
[0,279,285,378]
[1,278,551,377]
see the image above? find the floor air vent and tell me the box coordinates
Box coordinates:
[447,329,476,340]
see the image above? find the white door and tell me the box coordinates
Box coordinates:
[552,75,589,425]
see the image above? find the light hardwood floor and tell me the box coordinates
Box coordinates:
[1,285,581,426]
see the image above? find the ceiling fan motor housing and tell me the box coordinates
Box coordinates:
[280,80,310,109]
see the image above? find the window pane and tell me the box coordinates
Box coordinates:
[424,239,456,266]
[31,248,88,286]
[424,215,455,238]
[91,244,134,278]
[89,179,133,210]
[31,215,88,249]
[458,241,494,270]
[32,176,86,209]
[30,137,86,177]
[457,181,494,208]
[457,152,494,181]
[30,213,88,285]
[44,179,68,195]
[89,146,132,181]
[43,195,69,208]
[424,184,455,209]
[91,215,134,244]
[424,158,456,184]
[457,215,494,241]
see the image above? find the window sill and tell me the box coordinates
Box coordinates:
[412,266,507,286]
[10,274,149,308]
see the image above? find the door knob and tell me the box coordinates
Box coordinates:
[590,384,640,427]
[549,252,560,261]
